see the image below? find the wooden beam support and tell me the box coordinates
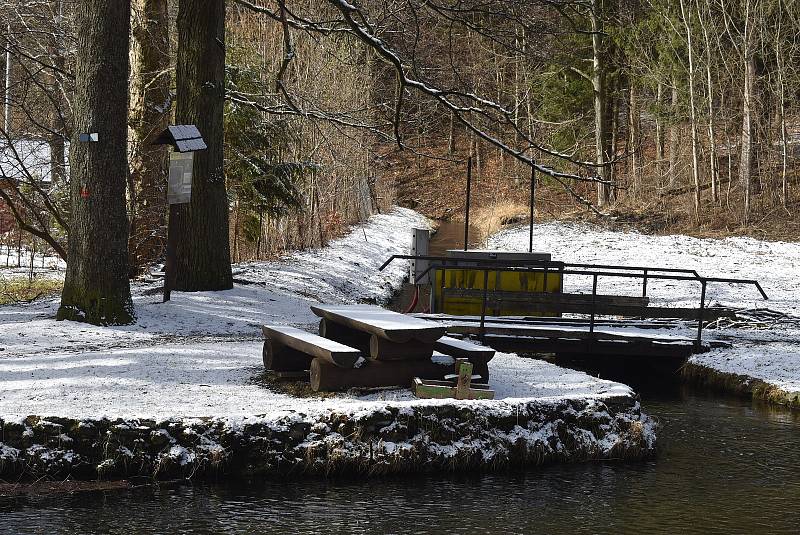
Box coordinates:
[310,358,452,392]
[369,334,434,360]
[262,339,312,372]
[319,318,372,355]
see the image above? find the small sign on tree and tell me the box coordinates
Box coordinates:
[167,152,194,205]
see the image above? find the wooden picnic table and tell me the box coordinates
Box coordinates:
[310,304,447,344]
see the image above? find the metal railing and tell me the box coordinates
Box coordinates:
[380,254,768,347]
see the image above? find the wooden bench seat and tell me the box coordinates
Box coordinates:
[434,336,495,361]
[262,325,362,371]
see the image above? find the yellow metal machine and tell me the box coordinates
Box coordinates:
[430,250,563,317]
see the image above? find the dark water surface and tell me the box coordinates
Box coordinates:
[2,387,799,535]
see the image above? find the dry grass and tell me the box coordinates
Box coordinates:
[682,362,800,410]
[468,202,530,242]
[0,276,62,305]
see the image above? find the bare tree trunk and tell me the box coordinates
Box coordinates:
[697,0,719,204]
[679,0,701,223]
[47,0,67,185]
[628,83,640,199]
[591,0,612,206]
[775,18,789,209]
[740,53,755,224]
[57,0,134,325]
[655,81,665,185]
[172,0,233,291]
[668,81,680,187]
[129,0,171,277]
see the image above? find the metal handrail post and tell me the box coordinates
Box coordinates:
[480,268,490,340]
[590,274,598,334]
[697,279,707,347]
[642,269,648,298]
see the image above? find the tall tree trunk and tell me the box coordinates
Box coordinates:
[697,0,718,204]
[129,0,171,277]
[57,0,134,325]
[591,0,612,206]
[775,17,789,209]
[668,80,680,186]
[173,0,233,291]
[740,53,755,225]
[628,84,640,199]
[679,0,701,223]
[47,0,67,185]
[655,81,665,185]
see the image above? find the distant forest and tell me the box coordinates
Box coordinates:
[1,0,798,277]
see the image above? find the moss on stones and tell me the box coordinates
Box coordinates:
[0,395,655,482]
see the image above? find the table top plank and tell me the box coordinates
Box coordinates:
[310,304,447,343]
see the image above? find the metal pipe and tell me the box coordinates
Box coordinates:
[397,260,767,303]
[380,254,703,278]
[464,156,472,251]
[642,269,648,297]
[590,274,598,333]
[480,268,489,339]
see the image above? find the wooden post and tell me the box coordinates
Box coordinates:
[455,359,473,399]
[163,203,178,302]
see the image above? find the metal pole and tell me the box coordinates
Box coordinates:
[589,274,598,334]
[163,203,178,302]
[464,156,472,251]
[480,268,489,340]
[529,164,536,253]
[642,269,648,297]
[696,280,707,347]
[4,24,11,133]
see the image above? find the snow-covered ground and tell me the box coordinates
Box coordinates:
[0,208,428,358]
[0,208,637,422]
[0,240,65,280]
[490,222,800,396]
[0,345,631,421]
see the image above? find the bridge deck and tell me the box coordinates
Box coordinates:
[415,314,727,358]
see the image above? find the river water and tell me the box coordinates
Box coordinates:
[2,386,798,534]
[2,223,799,534]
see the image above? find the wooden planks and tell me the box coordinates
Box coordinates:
[310,304,447,343]
[413,360,495,400]
[434,336,495,361]
[262,325,362,369]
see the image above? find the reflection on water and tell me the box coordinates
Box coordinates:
[2,390,799,535]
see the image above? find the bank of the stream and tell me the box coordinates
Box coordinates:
[2,383,798,535]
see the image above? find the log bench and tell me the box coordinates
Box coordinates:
[262,325,362,371]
